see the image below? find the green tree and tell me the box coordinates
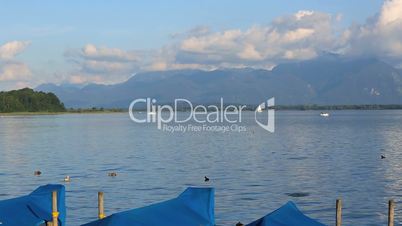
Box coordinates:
[0,88,66,113]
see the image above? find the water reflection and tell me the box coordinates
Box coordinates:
[0,111,401,225]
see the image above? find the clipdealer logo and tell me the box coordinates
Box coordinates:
[128,98,275,133]
[254,97,275,133]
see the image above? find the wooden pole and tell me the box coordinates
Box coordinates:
[388,199,395,226]
[52,191,59,226]
[98,192,105,219]
[336,199,342,226]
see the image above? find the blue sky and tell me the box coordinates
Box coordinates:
[1,0,401,90]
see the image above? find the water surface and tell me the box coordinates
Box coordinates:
[1,111,402,225]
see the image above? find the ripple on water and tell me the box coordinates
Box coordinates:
[285,192,310,198]
[1,111,402,225]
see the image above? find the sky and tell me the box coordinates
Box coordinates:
[1,0,401,90]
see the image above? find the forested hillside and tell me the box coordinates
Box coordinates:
[0,88,65,113]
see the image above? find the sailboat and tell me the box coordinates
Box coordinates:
[320,112,330,117]
[256,104,263,112]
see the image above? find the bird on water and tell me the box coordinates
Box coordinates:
[381,155,386,159]
[34,170,42,176]
[204,176,210,182]
[63,176,71,182]
[108,172,117,177]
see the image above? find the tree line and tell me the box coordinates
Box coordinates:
[0,88,66,113]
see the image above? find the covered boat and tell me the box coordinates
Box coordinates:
[0,184,66,226]
[246,201,326,226]
[82,187,214,226]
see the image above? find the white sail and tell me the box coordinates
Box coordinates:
[256,105,263,112]
[320,112,330,117]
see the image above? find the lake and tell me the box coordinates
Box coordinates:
[1,110,402,225]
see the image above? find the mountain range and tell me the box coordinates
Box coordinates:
[36,56,402,108]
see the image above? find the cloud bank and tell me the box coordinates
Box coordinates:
[342,0,402,63]
[174,10,338,69]
[64,0,402,85]
[2,0,402,89]
[0,41,32,89]
[64,44,142,84]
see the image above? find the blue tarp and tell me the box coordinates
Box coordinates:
[82,187,215,226]
[0,184,66,226]
[246,201,326,226]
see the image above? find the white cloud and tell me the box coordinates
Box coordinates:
[0,41,31,88]
[64,44,143,84]
[81,44,138,62]
[170,2,402,70]
[282,28,315,42]
[237,44,263,60]
[83,60,134,73]
[68,74,105,84]
[0,61,31,81]
[283,48,317,60]
[342,0,402,61]
[378,0,402,26]
[181,29,243,53]
[60,0,402,85]
[295,10,314,20]
[0,41,30,60]
[174,10,338,68]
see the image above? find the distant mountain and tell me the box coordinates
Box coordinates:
[36,57,402,108]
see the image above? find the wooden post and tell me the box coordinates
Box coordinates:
[336,199,342,226]
[98,192,105,219]
[388,199,395,226]
[52,191,58,226]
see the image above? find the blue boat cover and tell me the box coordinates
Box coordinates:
[246,201,326,226]
[0,184,66,226]
[82,187,215,226]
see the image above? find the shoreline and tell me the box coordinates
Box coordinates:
[2,107,402,116]
[0,111,126,116]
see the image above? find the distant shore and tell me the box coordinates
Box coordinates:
[0,108,126,116]
[272,104,402,111]
[2,104,402,116]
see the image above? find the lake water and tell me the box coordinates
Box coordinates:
[1,111,402,226]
